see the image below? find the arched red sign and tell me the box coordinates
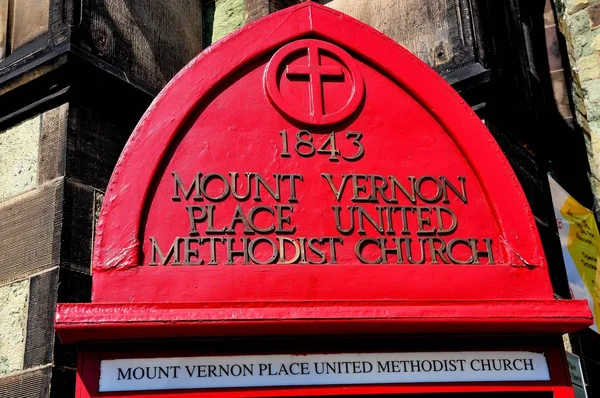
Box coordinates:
[56,2,591,344]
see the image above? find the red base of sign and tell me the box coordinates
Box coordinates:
[56,299,591,344]
[76,338,576,398]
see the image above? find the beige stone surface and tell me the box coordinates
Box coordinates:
[587,121,600,152]
[0,279,29,376]
[10,0,50,51]
[595,32,600,51]
[586,121,600,198]
[579,110,592,132]
[582,78,600,101]
[573,84,588,116]
[324,0,451,68]
[0,115,41,202]
[587,99,600,120]
[569,9,592,36]
[574,31,596,57]
[563,334,573,353]
[567,0,590,15]
[576,54,600,81]
[210,0,245,44]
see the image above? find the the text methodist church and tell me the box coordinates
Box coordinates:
[0,1,598,397]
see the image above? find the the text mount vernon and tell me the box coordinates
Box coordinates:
[100,352,550,392]
[148,129,495,267]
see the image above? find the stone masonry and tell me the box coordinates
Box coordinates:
[555,0,600,203]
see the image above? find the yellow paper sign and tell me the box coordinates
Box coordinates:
[549,176,600,332]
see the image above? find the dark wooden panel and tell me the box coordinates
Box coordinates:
[485,120,573,298]
[536,220,570,298]
[570,329,600,398]
[54,268,91,369]
[0,179,62,285]
[76,0,203,93]
[487,121,545,217]
[64,63,152,191]
[50,367,75,398]
[60,180,94,274]
[23,268,58,368]
[38,104,67,184]
[579,356,600,398]
[0,366,51,398]
[246,0,300,23]
[269,0,301,13]
[48,0,71,46]
[245,0,269,22]
[66,104,136,190]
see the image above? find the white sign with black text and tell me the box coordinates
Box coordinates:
[99,351,550,392]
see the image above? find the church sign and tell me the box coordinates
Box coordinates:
[99,351,549,392]
[56,2,591,397]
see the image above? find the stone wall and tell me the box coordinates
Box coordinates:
[0,107,65,396]
[203,0,246,46]
[554,0,600,201]
[0,116,42,202]
[0,279,29,376]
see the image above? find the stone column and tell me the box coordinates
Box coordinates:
[554,0,600,203]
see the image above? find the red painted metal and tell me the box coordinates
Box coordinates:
[56,300,592,344]
[265,39,365,125]
[55,2,591,342]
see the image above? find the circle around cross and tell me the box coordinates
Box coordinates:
[264,39,364,126]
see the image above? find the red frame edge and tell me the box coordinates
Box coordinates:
[56,300,592,344]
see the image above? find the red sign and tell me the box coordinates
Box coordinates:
[56,2,591,343]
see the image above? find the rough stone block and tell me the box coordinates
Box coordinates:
[586,124,600,200]
[587,100,600,120]
[574,32,596,57]
[583,125,594,156]
[582,78,600,101]
[569,9,591,36]
[576,54,600,81]
[593,31,600,51]
[558,13,572,38]
[574,75,586,98]
[578,110,592,133]
[574,90,587,116]
[0,116,41,202]
[589,3,600,28]
[590,175,600,202]
[567,0,590,15]
[0,279,29,376]
[208,0,245,44]
[588,119,600,137]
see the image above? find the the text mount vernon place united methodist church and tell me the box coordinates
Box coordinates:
[54,2,593,397]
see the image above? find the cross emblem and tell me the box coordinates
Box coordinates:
[285,45,344,119]
[265,39,364,126]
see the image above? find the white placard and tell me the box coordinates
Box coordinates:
[567,353,588,398]
[99,351,550,392]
